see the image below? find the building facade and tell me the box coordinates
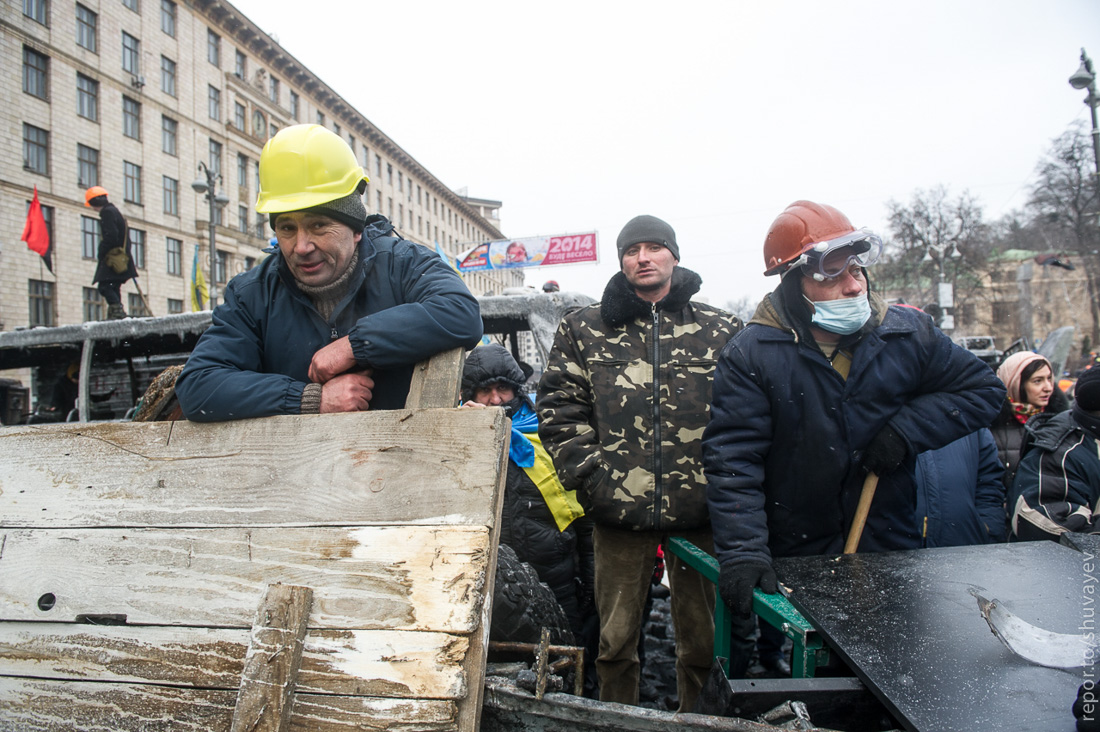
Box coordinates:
[2,0,518,337]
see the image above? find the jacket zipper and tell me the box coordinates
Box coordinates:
[651,304,663,530]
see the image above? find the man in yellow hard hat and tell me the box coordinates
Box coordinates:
[176,124,483,420]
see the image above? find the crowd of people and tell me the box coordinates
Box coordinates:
[168,124,1097,716]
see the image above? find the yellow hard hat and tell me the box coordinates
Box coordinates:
[255,124,369,214]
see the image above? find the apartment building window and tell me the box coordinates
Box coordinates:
[167,298,183,314]
[128,293,149,317]
[207,29,220,67]
[238,205,248,233]
[234,49,246,79]
[166,237,182,275]
[163,176,178,215]
[23,47,49,99]
[376,190,382,213]
[289,91,299,120]
[215,251,228,283]
[23,124,49,174]
[237,153,248,187]
[24,0,48,24]
[387,197,393,220]
[254,211,264,238]
[29,280,54,327]
[398,204,404,228]
[207,85,220,121]
[333,123,341,137]
[386,164,393,185]
[209,139,222,177]
[233,101,245,130]
[76,4,97,51]
[418,215,422,235]
[269,76,279,105]
[244,256,256,271]
[123,96,141,139]
[83,287,105,322]
[123,162,142,204]
[161,115,177,155]
[77,144,98,187]
[122,32,139,74]
[348,135,355,155]
[417,185,421,207]
[160,0,175,36]
[252,109,265,138]
[398,171,403,193]
[316,110,325,126]
[129,228,146,269]
[122,0,138,11]
[81,215,99,258]
[76,73,98,120]
[160,56,176,96]
[269,122,278,138]
[375,154,381,177]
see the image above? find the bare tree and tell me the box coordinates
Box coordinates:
[876,187,990,320]
[1027,123,1100,343]
[724,295,758,323]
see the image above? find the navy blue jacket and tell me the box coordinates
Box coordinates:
[176,216,482,421]
[914,429,1006,547]
[702,291,1005,565]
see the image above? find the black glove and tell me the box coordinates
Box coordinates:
[1074,683,1100,731]
[718,560,778,618]
[862,423,908,475]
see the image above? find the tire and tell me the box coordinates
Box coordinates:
[491,544,574,645]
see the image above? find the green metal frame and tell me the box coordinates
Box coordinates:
[666,537,828,678]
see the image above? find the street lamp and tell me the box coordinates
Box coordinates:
[191,162,230,309]
[921,243,962,330]
[1070,47,1100,180]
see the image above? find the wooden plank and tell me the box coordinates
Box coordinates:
[0,623,469,698]
[0,408,507,528]
[0,678,459,731]
[0,526,490,632]
[231,584,312,732]
[405,348,464,409]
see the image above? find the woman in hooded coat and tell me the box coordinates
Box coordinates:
[990,352,1069,492]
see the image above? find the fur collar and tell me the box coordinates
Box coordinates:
[600,267,702,328]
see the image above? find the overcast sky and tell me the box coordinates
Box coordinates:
[229,0,1099,307]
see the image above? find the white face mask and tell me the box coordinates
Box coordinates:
[806,294,871,335]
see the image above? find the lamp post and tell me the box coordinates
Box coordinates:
[1070,48,1100,180]
[921,243,962,330]
[191,162,230,309]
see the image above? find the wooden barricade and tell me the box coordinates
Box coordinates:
[0,402,508,731]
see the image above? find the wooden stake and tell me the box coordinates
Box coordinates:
[844,473,879,555]
[230,584,312,732]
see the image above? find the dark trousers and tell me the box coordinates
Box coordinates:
[97,281,122,306]
[593,525,725,712]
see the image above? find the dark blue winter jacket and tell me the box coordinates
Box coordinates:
[914,428,1006,547]
[176,215,482,421]
[702,288,1005,565]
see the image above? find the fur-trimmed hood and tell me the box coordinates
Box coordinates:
[599,267,702,328]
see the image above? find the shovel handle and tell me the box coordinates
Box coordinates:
[844,472,880,554]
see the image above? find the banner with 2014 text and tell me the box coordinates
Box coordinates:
[455,232,598,272]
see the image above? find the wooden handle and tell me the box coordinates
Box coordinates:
[844,472,880,554]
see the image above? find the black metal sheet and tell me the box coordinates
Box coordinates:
[774,542,1096,732]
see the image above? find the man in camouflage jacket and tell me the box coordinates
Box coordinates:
[537,215,745,711]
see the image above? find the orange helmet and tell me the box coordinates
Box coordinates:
[84,186,109,206]
[763,200,860,276]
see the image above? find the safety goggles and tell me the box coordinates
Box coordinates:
[790,228,883,281]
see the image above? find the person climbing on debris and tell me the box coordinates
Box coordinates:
[537,214,744,711]
[85,186,137,320]
[175,125,482,421]
[702,200,1005,633]
[460,344,595,648]
[1010,365,1100,540]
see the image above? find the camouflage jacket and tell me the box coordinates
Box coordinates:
[536,267,740,531]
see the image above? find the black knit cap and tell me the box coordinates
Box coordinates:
[616,215,679,263]
[268,189,368,234]
[461,344,528,403]
[1076,367,1100,412]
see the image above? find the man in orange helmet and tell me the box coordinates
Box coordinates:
[702,201,1004,634]
[85,186,136,319]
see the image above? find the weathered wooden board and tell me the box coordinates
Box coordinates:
[0,409,508,731]
[0,408,507,528]
[0,678,459,731]
[0,526,490,632]
[405,347,464,410]
[0,623,468,698]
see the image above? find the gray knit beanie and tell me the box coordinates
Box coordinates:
[616,215,679,263]
[269,190,368,234]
